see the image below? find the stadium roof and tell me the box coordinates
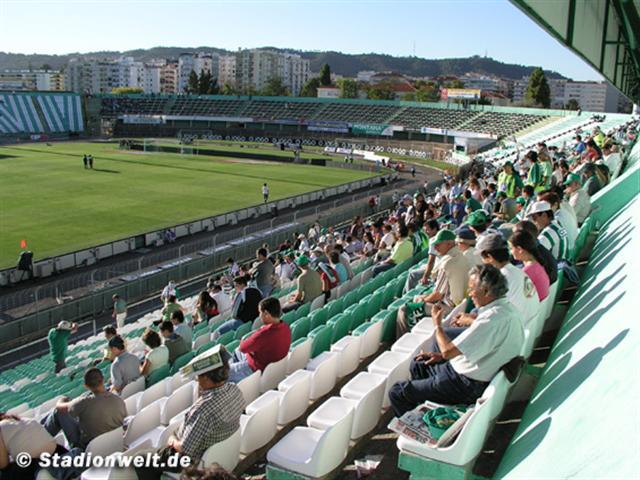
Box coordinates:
[511,0,640,103]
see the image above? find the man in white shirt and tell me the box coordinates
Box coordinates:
[538,192,577,253]
[564,173,591,224]
[389,264,524,416]
[262,183,269,203]
[208,282,232,314]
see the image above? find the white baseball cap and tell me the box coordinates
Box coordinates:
[526,201,553,217]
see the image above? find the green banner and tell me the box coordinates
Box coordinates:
[351,123,393,136]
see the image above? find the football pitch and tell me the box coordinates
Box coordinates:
[0,141,374,269]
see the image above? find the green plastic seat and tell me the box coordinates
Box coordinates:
[308,308,329,330]
[216,330,235,347]
[353,321,374,337]
[196,340,217,355]
[291,317,311,342]
[296,302,312,320]
[342,290,359,309]
[225,339,240,352]
[146,364,171,388]
[381,280,398,308]
[282,311,297,326]
[170,351,195,375]
[326,297,344,320]
[308,324,333,358]
[378,309,399,343]
[349,303,368,332]
[329,314,352,343]
[234,322,253,340]
[365,291,384,320]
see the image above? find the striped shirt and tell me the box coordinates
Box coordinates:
[538,221,569,261]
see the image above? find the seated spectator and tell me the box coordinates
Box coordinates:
[160,321,191,364]
[162,295,184,323]
[0,412,69,480]
[228,298,292,383]
[318,260,340,302]
[564,173,591,224]
[513,221,558,285]
[330,251,349,283]
[601,143,621,175]
[582,163,604,196]
[527,201,570,261]
[509,230,550,301]
[334,243,354,279]
[379,224,396,250]
[455,225,483,266]
[193,291,219,325]
[494,191,518,222]
[213,276,262,337]
[283,256,323,313]
[538,191,577,252]
[160,280,180,304]
[133,347,245,480]
[360,231,376,257]
[476,233,540,328]
[108,335,141,394]
[389,265,524,417]
[465,210,490,238]
[99,325,124,363]
[403,219,440,294]
[408,222,429,256]
[372,224,413,277]
[171,310,193,346]
[251,248,275,298]
[464,189,483,213]
[396,229,471,337]
[140,330,169,377]
[41,368,126,449]
[343,235,364,256]
[181,465,238,480]
[208,282,232,315]
[275,254,296,283]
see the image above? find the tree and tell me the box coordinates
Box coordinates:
[111,86,144,94]
[41,63,52,71]
[367,82,396,100]
[221,83,237,95]
[444,79,465,89]
[319,64,332,86]
[338,78,359,99]
[524,67,551,108]
[300,77,321,97]
[196,70,219,94]
[186,70,199,94]
[414,80,440,102]
[262,77,289,96]
[565,98,580,110]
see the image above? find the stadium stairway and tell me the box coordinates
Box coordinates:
[31,100,52,135]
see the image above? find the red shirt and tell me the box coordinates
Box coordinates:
[239,321,291,372]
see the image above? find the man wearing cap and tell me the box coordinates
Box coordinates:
[389,265,524,416]
[396,229,471,336]
[48,321,78,373]
[283,255,322,313]
[538,192,577,253]
[227,297,291,383]
[134,347,245,480]
[564,173,591,224]
[455,226,483,267]
[527,201,570,261]
[476,233,540,330]
[108,335,142,394]
[372,224,413,277]
[497,161,523,199]
[465,210,490,238]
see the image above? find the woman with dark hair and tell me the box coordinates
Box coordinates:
[193,291,219,325]
[140,329,169,377]
[584,138,602,162]
[349,216,364,240]
[509,230,550,300]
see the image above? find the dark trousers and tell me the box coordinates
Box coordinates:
[372,262,395,278]
[41,408,84,449]
[54,359,66,373]
[388,360,488,417]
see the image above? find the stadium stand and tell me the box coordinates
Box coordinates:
[0,92,83,134]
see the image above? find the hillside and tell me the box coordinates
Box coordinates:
[0,48,566,80]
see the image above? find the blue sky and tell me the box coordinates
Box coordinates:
[0,0,603,80]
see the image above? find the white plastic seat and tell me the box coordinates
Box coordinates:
[120,376,145,400]
[358,320,383,359]
[267,402,354,478]
[168,370,190,394]
[367,350,413,409]
[192,333,210,352]
[137,379,168,411]
[274,369,311,425]
[237,370,262,406]
[200,428,241,471]
[7,402,29,415]
[161,381,194,425]
[336,282,351,298]
[123,397,163,447]
[411,316,435,336]
[127,418,180,452]
[391,332,431,357]
[339,371,387,438]
[260,356,288,393]
[124,391,143,416]
[396,383,498,470]
[330,335,361,378]
[309,295,325,312]
[35,395,65,418]
[85,426,124,457]
[287,338,312,375]
[239,390,281,455]
[305,351,339,400]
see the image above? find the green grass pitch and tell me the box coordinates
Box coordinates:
[0,141,374,269]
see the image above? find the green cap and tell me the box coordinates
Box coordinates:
[503,161,513,168]
[432,229,456,245]
[465,210,489,227]
[516,196,527,206]
[563,172,582,186]
[295,255,311,267]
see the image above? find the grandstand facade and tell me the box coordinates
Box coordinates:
[0,92,83,135]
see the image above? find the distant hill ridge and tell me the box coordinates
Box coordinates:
[0,47,567,80]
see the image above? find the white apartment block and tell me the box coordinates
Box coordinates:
[461,75,510,96]
[160,62,178,94]
[356,71,376,83]
[67,57,148,94]
[177,53,219,93]
[218,55,236,88]
[235,49,310,96]
[0,70,66,91]
[512,77,567,109]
